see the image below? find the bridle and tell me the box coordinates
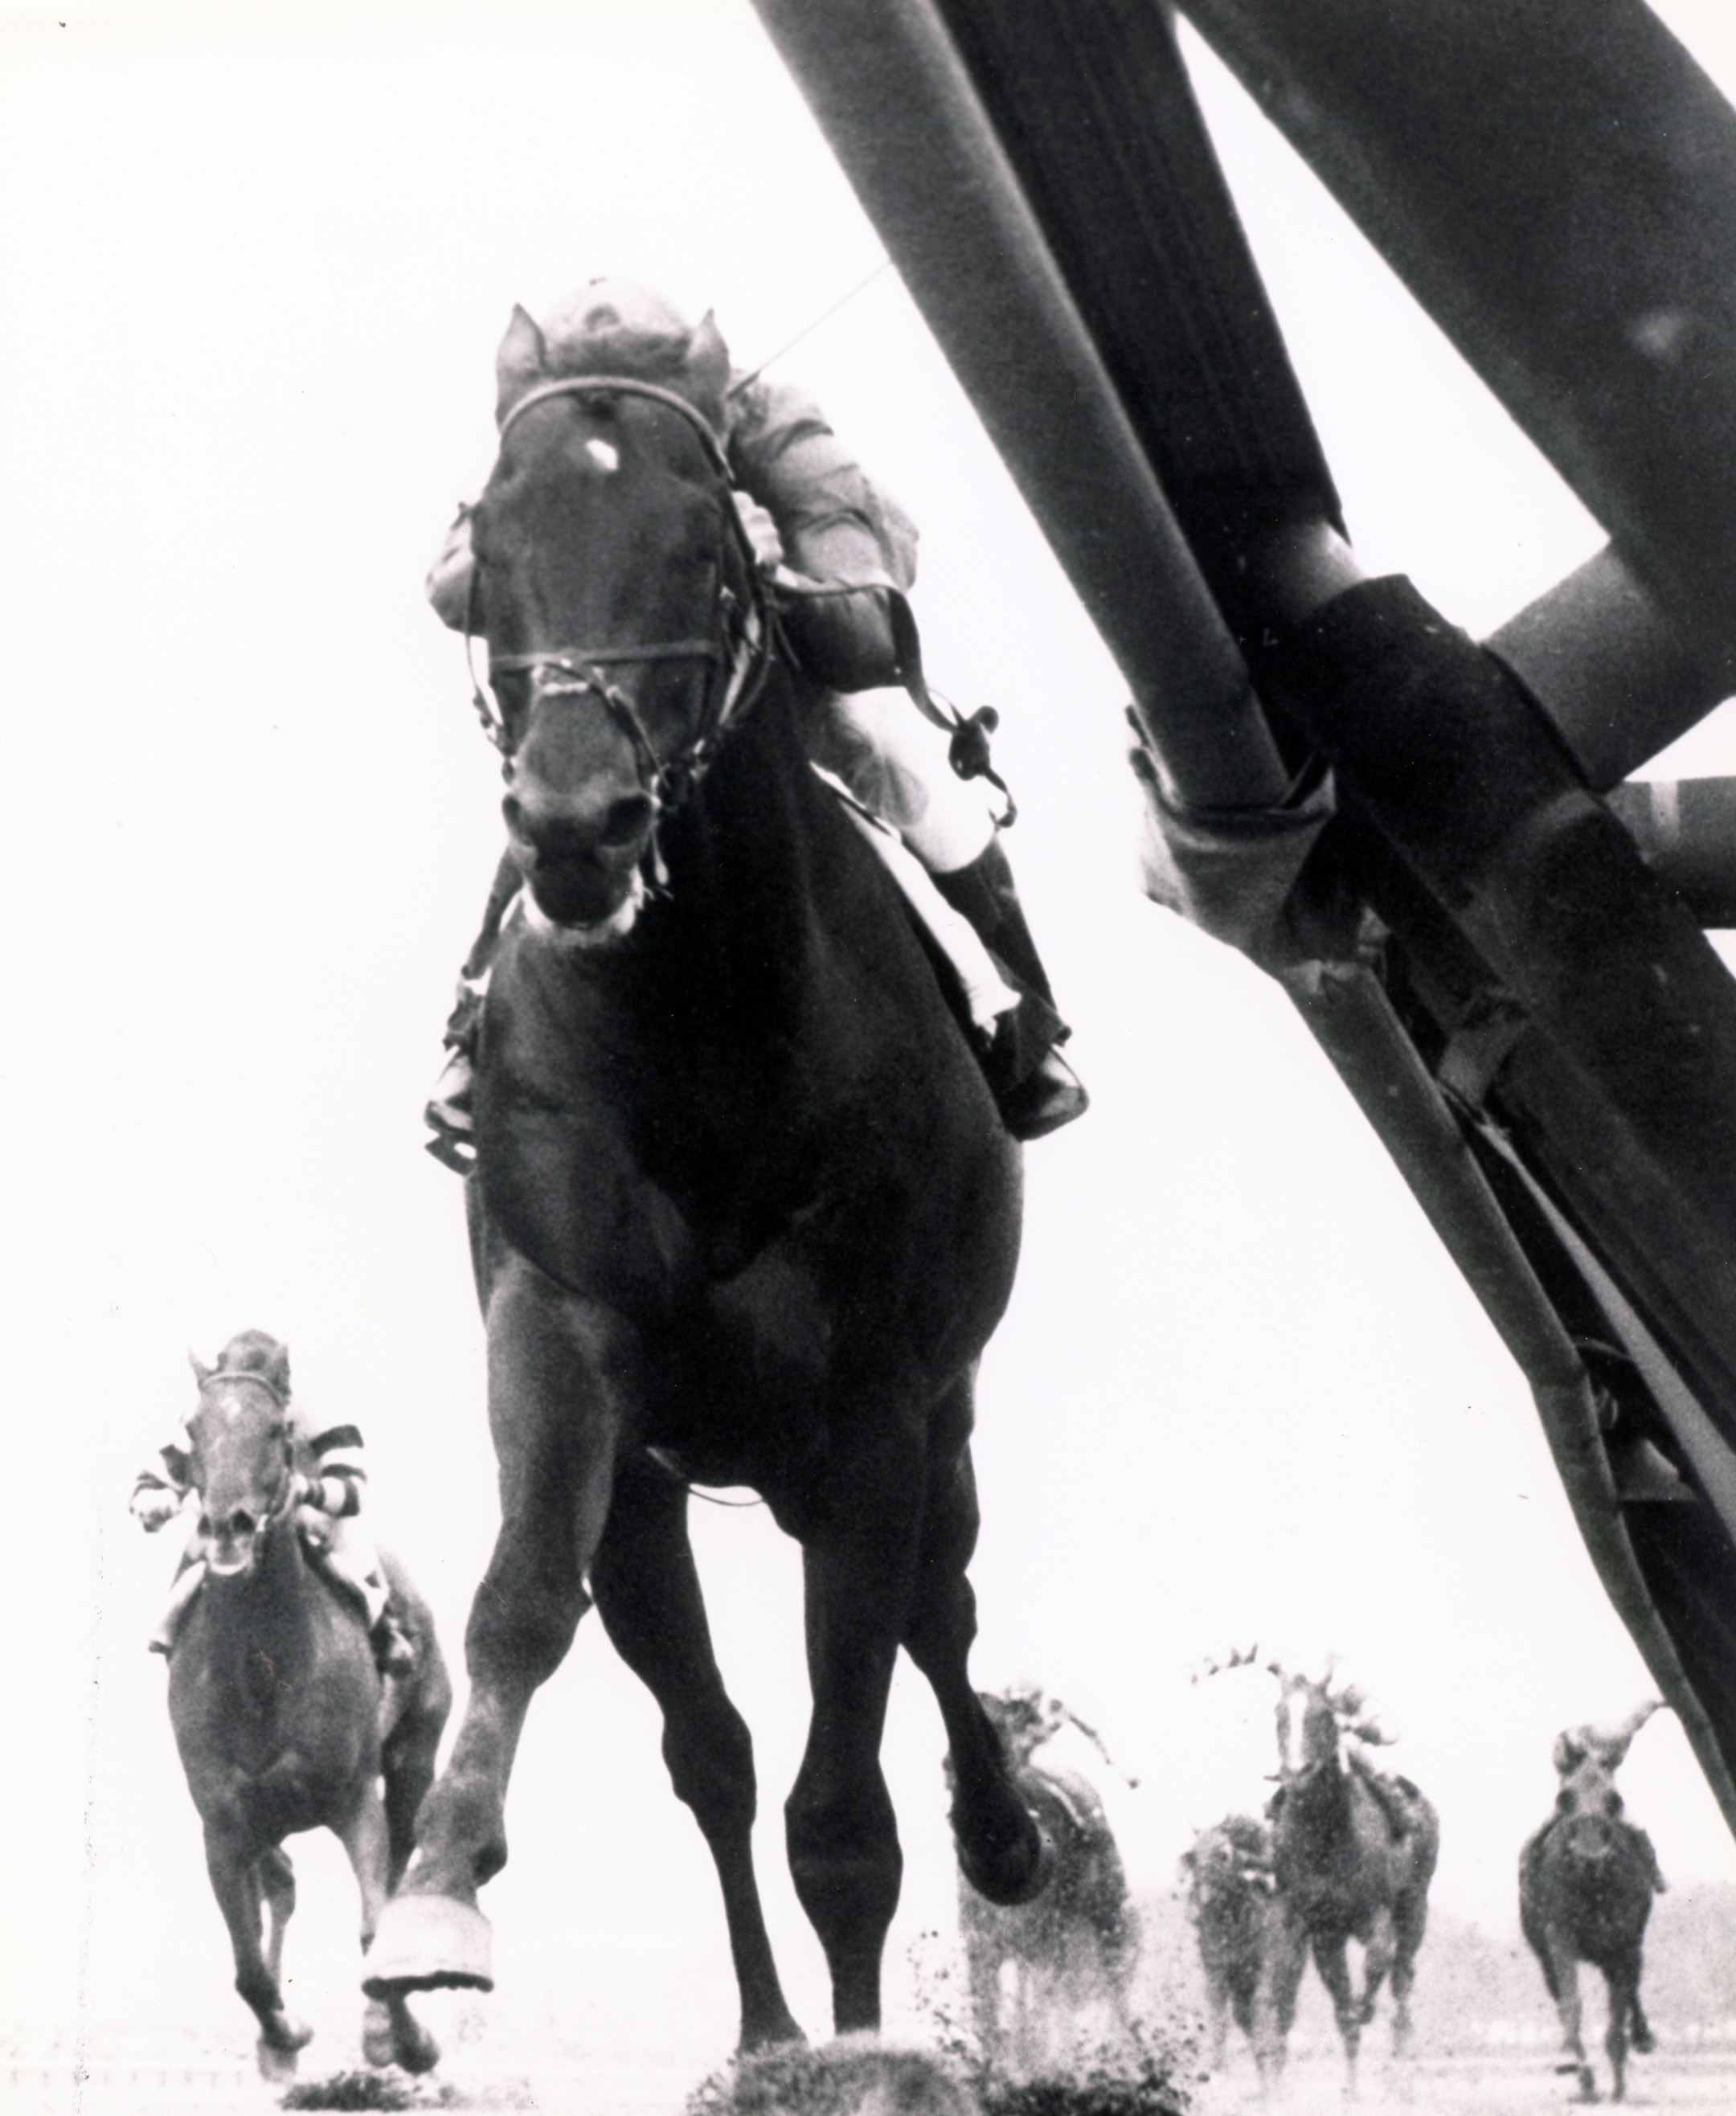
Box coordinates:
[193,1367,298,1529]
[463,374,776,852]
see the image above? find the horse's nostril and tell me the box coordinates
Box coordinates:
[600,795,654,848]
[502,795,526,840]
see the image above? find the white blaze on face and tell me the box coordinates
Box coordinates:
[1276,1684,1310,1778]
[585,437,620,473]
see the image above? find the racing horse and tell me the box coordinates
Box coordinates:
[1520,1703,1667,2102]
[1255,1668,1439,2096]
[956,1688,1139,2073]
[168,1335,450,2079]
[366,309,1046,2044]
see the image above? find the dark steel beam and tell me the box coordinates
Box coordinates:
[930,0,1341,587]
[1285,956,1736,1832]
[749,0,1292,813]
[1488,550,1734,790]
[1180,0,1736,682]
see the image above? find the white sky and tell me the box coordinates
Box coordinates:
[3,0,1736,2085]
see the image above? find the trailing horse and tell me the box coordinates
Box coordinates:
[1254,1668,1438,2096]
[365,312,1046,2045]
[1179,1815,1275,2073]
[956,1689,1139,2073]
[166,1334,451,2080]
[1520,1701,1666,2102]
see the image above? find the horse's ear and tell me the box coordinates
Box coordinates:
[684,309,731,435]
[188,1350,213,1385]
[496,304,548,424]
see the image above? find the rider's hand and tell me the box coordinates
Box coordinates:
[731,492,784,575]
[132,1491,179,1533]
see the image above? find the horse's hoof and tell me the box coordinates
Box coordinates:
[362,1999,436,2072]
[958,1815,1050,1908]
[363,1893,493,1995]
[739,2008,806,2053]
[256,2021,313,2082]
[362,2002,397,2070]
[393,2014,443,2076]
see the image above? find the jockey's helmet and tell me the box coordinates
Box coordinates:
[535,277,731,436]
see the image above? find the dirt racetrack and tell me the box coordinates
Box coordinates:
[7,2038,1736,2115]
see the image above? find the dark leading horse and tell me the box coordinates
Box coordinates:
[168,1333,450,2079]
[366,313,1045,2044]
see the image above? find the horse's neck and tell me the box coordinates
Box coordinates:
[666,680,835,988]
[1289,1752,1353,1842]
[203,1520,324,1696]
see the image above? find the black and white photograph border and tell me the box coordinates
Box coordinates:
[5,2,1736,2110]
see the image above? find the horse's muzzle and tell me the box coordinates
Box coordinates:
[204,1529,261,1577]
[504,788,655,931]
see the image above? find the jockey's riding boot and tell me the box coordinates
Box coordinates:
[148,1558,207,1656]
[424,1043,477,1174]
[423,980,485,1174]
[931,837,1088,1142]
[424,852,521,1174]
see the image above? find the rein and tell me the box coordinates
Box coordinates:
[463,375,775,849]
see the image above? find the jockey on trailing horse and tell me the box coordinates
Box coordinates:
[132,1327,416,1675]
[422,277,1086,1170]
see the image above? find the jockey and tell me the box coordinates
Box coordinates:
[131,1337,415,1676]
[422,276,1087,1171]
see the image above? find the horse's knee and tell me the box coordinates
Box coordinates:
[463,1570,591,1688]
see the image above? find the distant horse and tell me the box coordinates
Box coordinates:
[1179,1814,1275,2072]
[955,1689,1139,2072]
[365,310,1045,2044]
[1255,1668,1439,2095]
[168,1334,451,2079]
[1520,1701,1666,2102]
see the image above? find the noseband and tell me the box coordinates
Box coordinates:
[465,375,775,846]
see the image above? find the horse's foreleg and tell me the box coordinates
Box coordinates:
[203,1829,312,2080]
[258,1846,295,1993]
[380,1656,449,1893]
[899,1430,1043,1907]
[367,1259,629,1995]
[1629,1976,1656,2056]
[1205,1983,1230,2073]
[786,1430,927,2034]
[1546,1942,1595,2101]
[1252,1901,1307,2097]
[963,1919,1004,2059]
[1310,1932,1363,2095]
[1359,1905,1397,2032]
[1605,1955,1644,2102]
[591,1457,804,2053]
[339,1787,441,2076]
